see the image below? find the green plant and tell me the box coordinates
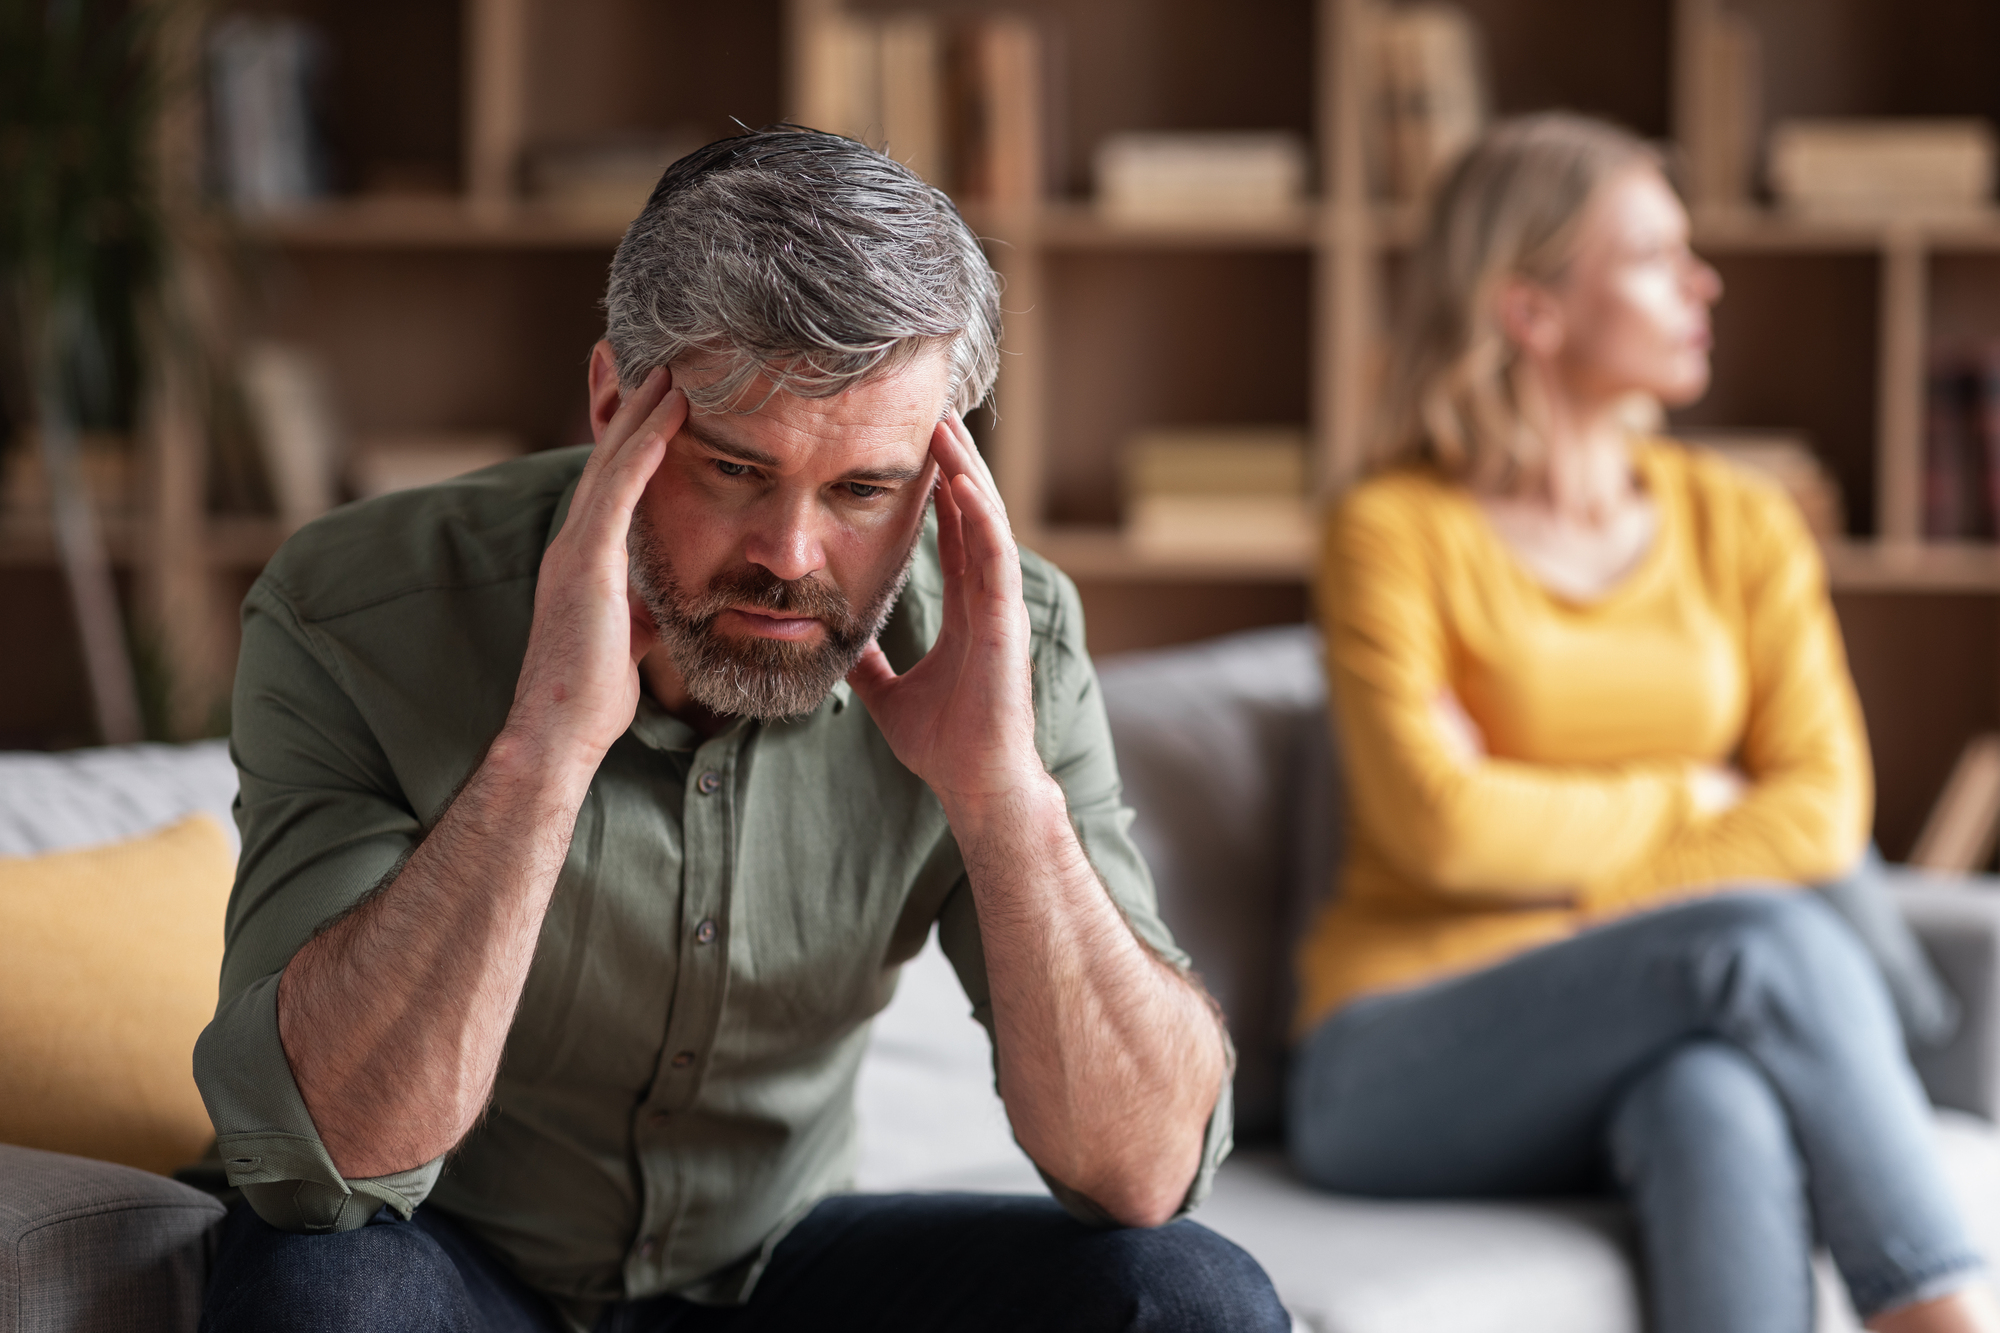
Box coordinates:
[0,0,173,745]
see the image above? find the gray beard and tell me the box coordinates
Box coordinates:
[627,511,920,721]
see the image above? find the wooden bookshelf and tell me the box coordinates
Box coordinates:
[5,0,1996,852]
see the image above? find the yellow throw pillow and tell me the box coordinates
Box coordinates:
[0,814,235,1175]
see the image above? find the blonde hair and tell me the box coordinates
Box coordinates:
[1372,113,1661,485]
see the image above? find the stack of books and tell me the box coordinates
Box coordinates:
[1092,133,1309,223]
[1681,430,1845,540]
[524,132,705,221]
[1121,427,1314,557]
[0,435,134,525]
[1369,3,1487,203]
[1923,347,2000,540]
[1768,120,1997,219]
[796,10,1043,202]
[349,433,525,500]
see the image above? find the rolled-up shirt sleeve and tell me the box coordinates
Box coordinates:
[936,556,1235,1226]
[192,578,446,1232]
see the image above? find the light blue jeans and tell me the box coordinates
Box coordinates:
[1287,892,1984,1331]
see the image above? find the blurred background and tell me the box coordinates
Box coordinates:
[7,0,2000,866]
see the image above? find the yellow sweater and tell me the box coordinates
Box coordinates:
[1295,440,1873,1034]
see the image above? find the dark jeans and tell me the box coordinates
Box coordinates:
[1288,891,1984,1333]
[200,1190,1290,1333]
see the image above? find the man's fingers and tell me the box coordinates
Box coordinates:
[593,388,685,521]
[951,472,1021,605]
[581,366,670,484]
[928,413,1004,516]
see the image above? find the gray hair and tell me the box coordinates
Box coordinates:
[604,128,1001,416]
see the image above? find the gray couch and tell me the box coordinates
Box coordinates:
[7,625,2000,1332]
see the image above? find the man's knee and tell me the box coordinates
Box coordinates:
[1071,1219,1291,1332]
[200,1204,476,1333]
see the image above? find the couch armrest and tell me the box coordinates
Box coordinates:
[0,1143,224,1332]
[1889,874,2000,1120]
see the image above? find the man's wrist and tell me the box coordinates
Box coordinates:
[484,723,603,806]
[940,770,1070,853]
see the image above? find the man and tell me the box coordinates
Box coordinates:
[194,129,1288,1331]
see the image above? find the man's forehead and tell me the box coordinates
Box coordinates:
[674,352,950,469]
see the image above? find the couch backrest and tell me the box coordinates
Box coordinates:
[1097,625,1341,1142]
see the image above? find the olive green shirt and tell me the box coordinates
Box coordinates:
[193,447,1232,1323]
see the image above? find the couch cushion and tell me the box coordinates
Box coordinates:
[1193,1109,2000,1333]
[0,1142,223,1333]
[1097,625,1336,1140]
[0,740,239,858]
[0,815,235,1175]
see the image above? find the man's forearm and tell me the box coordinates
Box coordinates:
[952,775,1229,1228]
[276,729,595,1179]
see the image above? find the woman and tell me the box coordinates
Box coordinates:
[1289,113,1997,1333]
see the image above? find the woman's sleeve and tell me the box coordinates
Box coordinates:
[1323,485,1697,901]
[1582,481,1872,914]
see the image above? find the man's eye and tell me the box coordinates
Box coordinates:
[714,460,751,478]
[845,482,886,500]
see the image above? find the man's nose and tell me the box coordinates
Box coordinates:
[743,491,829,584]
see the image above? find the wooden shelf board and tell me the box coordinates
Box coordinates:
[1368,204,2000,255]
[1823,541,2000,592]
[1026,527,1312,582]
[1027,529,2000,592]
[0,515,143,569]
[1026,201,1321,252]
[234,197,629,250]
[0,514,289,571]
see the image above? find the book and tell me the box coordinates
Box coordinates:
[958,14,1044,204]
[523,132,704,220]
[796,10,1032,199]
[206,15,331,211]
[1371,3,1487,203]
[798,11,882,147]
[1093,133,1309,223]
[1688,11,1761,208]
[1925,356,1988,539]
[1122,427,1313,555]
[878,13,947,185]
[1910,734,2000,874]
[1767,119,1997,218]
[239,342,342,528]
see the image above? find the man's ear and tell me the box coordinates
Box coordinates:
[587,341,622,444]
[588,341,670,444]
[1494,278,1565,362]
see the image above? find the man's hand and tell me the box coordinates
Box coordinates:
[506,366,686,777]
[846,411,1045,815]
[278,367,686,1180]
[848,414,1227,1228]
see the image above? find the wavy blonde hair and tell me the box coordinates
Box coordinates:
[1372,114,1661,485]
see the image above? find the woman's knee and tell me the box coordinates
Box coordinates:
[1677,891,1885,1029]
[1609,1040,1799,1190]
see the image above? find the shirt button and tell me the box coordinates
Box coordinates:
[639,1235,659,1259]
[695,918,717,945]
[696,771,721,795]
[671,1050,695,1069]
